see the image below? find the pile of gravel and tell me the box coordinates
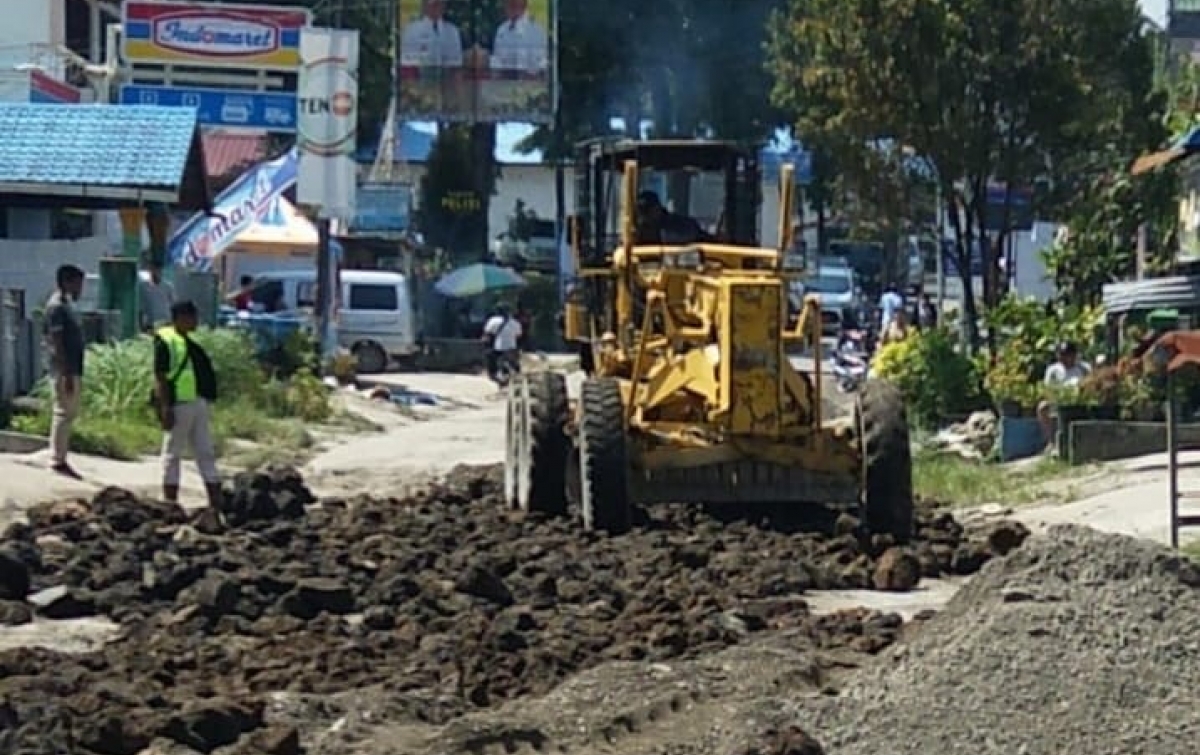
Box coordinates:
[812,524,1200,755]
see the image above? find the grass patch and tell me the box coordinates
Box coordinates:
[913,448,1078,507]
[12,328,339,465]
[1182,541,1200,563]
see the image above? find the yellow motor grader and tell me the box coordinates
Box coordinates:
[504,139,913,538]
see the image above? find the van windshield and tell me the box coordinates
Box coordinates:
[808,273,851,294]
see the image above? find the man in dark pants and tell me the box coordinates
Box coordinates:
[43,264,86,479]
[154,301,222,507]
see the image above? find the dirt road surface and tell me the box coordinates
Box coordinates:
[0,363,1196,754]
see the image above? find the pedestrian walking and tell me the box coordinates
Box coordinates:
[153,300,221,507]
[44,264,86,479]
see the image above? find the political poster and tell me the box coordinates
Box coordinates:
[397,0,554,123]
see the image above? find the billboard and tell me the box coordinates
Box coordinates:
[122,1,311,70]
[297,28,359,219]
[351,184,413,234]
[120,84,297,130]
[398,0,554,123]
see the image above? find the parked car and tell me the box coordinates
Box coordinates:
[238,269,418,373]
[491,218,559,272]
[798,266,860,336]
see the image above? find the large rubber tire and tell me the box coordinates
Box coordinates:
[578,378,632,534]
[516,372,570,515]
[856,378,915,541]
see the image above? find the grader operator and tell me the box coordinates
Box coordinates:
[504,139,914,539]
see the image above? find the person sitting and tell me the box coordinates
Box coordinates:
[634,190,712,245]
[1037,341,1092,446]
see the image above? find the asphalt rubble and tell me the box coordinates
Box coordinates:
[0,464,1028,755]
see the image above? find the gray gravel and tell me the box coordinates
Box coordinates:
[809,524,1200,755]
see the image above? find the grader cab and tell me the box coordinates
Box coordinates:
[504,139,913,538]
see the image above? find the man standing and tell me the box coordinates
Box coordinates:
[44,264,86,479]
[878,283,904,331]
[139,261,175,332]
[482,303,523,383]
[154,300,221,508]
[400,0,464,68]
[492,0,548,71]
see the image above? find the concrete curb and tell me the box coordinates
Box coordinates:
[0,431,48,454]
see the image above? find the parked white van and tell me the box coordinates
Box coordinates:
[243,269,418,373]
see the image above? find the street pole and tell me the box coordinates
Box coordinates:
[935,184,946,314]
[315,0,346,369]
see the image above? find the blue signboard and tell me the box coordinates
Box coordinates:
[350,184,413,234]
[119,84,296,131]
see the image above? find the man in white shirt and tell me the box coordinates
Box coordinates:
[878,283,903,332]
[482,304,524,383]
[492,0,548,72]
[139,262,176,332]
[1037,341,1092,446]
[400,0,464,68]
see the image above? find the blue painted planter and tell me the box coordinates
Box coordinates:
[999,416,1044,461]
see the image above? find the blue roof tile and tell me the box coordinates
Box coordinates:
[0,104,199,188]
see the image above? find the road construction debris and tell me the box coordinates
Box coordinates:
[0,464,1020,754]
[809,524,1200,755]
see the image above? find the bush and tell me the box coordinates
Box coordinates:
[872,327,985,428]
[13,327,332,460]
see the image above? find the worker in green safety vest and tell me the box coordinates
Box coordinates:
[152,300,221,508]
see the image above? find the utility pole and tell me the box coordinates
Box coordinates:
[315,0,347,367]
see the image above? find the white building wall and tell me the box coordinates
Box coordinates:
[0,236,110,311]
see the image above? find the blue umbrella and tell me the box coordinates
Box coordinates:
[434,263,528,298]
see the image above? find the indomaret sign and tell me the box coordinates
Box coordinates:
[297,27,359,218]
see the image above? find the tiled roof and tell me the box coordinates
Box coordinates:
[202,130,268,178]
[0,104,199,188]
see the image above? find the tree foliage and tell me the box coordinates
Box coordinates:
[521,0,782,158]
[766,0,1161,343]
[416,124,498,260]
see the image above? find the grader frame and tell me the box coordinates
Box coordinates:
[506,140,913,538]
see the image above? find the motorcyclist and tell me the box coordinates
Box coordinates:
[482,303,523,384]
[635,190,712,244]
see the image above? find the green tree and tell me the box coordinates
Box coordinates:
[1044,54,1200,308]
[416,124,498,260]
[767,0,1160,345]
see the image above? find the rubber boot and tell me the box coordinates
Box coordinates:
[163,484,180,503]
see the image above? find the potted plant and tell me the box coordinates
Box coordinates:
[985,352,1041,417]
[1117,356,1161,421]
[1079,365,1120,420]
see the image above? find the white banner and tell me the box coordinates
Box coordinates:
[297,27,359,218]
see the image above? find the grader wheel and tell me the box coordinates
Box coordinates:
[855,378,915,541]
[511,373,570,515]
[578,378,632,534]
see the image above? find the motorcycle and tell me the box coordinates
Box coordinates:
[490,350,522,388]
[832,330,871,393]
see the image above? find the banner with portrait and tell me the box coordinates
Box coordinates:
[398,0,554,123]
